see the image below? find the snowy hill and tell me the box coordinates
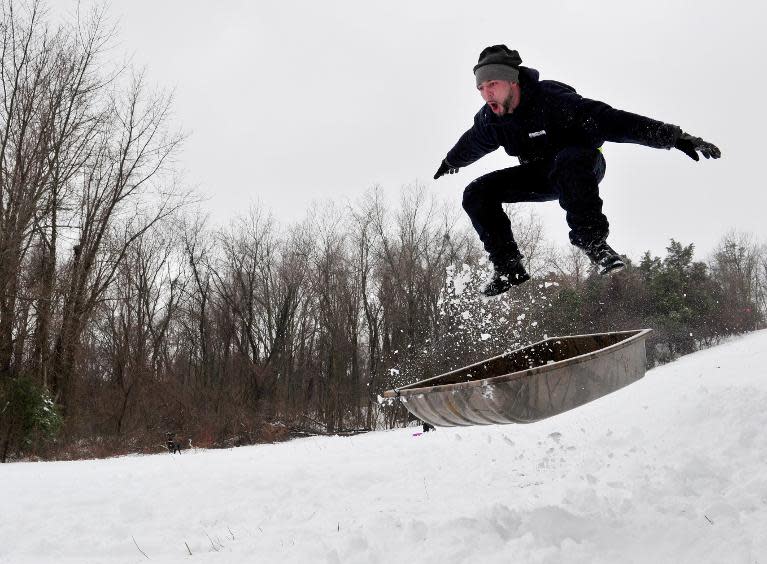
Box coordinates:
[3,330,767,564]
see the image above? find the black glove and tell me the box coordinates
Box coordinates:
[433,159,459,179]
[674,131,721,161]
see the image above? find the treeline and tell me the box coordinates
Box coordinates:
[1,1,765,461]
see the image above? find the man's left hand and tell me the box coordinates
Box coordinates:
[674,132,721,161]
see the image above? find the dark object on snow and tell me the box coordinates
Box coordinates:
[166,432,182,454]
[384,329,651,427]
[422,422,436,433]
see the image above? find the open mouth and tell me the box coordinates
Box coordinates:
[488,102,500,112]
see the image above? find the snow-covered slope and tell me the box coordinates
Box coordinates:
[3,331,767,564]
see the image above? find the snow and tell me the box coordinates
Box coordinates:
[3,331,767,563]
[445,264,473,297]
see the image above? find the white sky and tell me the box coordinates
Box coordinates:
[56,0,766,259]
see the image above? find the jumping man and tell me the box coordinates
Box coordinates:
[434,45,720,296]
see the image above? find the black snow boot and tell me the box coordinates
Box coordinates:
[481,256,530,297]
[581,240,626,275]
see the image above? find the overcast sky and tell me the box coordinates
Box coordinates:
[56,0,766,259]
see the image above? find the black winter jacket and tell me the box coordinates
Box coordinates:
[445,67,682,167]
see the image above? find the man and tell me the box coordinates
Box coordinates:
[434,45,720,297]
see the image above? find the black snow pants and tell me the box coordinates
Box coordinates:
[461,146,608,265]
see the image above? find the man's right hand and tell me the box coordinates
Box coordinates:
[433,159,459,179]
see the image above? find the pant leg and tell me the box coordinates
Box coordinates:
[547,147,608,247]
[462,162,555,263]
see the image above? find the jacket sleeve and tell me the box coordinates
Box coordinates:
[548,86,682,149]
[444,110,500,168]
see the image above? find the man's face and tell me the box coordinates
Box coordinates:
[477,80,519,116]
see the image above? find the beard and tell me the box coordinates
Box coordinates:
[489,90,516,116]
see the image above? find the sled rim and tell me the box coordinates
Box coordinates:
[383,329,652,399]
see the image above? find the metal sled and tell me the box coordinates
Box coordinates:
[383,329,652,427]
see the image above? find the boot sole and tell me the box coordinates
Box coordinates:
[480,273,531,297]
[600,260,626,276]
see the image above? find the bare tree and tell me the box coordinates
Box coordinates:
[179,212,214,391]
[545,243,591,286]
[347,194,384,428]
[213,205,304,413]
[759,242,767,320]
[709,231,764,332]
[91,223,184,436]
[51,68,190,416]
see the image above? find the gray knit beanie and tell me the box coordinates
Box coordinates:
[473,45,522,86]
